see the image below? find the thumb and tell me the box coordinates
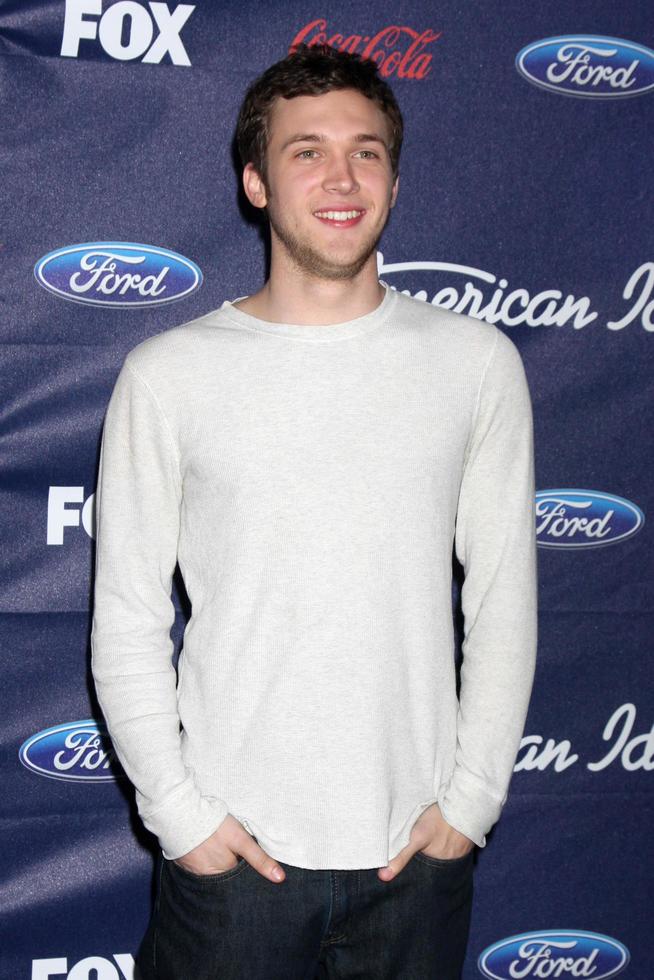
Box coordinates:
[244,834,286,883]
[378,839,415,882]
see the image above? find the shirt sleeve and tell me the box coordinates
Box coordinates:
[91,358,229,859]
[440,328,538,848]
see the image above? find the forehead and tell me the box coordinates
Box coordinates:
[267,88,391,145]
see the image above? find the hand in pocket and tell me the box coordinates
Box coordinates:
[173,813,286,883]
[378,803,475,882]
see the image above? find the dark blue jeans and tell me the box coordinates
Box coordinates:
[137,844,474,979]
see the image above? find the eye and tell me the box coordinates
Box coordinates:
[355,149,379,159]
[296,149,318,159]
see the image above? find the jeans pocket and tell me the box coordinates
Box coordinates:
[167,855,249,888]
[414,848,474,869]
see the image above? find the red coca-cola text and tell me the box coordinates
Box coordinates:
[289,19,442,80]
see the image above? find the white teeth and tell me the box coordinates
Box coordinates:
[315,210,363,220]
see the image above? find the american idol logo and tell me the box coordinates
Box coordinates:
[34,242,202,307]
[536,490,644,549]
[478,930,630,979]
[19,720,122,782]
[516,35,654,98]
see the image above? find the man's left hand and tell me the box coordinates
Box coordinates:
[377,803,475,881]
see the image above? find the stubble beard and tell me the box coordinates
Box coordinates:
[265,192,388,282]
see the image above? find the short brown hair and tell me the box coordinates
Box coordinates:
[236,44,404,185]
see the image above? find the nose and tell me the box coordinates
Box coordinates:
[322,153,359,195]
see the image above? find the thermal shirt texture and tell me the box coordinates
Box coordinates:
[91,283,538,869]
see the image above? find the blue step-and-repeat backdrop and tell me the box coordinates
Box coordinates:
[2,2,652,978]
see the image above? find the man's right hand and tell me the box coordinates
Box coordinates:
[172,813,286,883]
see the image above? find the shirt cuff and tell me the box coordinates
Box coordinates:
[139,786,231,860]
[438,772,506,848]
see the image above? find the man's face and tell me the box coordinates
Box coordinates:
[244,88,399,281]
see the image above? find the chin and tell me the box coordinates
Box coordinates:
[292,239,381,281]
[269,210,383,282]
[303,253,375,281]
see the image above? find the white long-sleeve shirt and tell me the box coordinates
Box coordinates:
[91,282,538,869]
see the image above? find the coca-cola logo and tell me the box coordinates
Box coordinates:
[19,720,123,782]
[290,20,441,79]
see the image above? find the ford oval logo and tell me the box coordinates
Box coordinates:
[34,242,203,307]
[479,930,630,980]
[19,720,123,782]
[536,489,644,549]
[516,35,654,98]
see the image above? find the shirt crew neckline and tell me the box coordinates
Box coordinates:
[219,280,397,342]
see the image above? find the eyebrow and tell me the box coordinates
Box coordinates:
[280,132,389,152]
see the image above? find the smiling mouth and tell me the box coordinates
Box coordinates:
[313,209,366,226]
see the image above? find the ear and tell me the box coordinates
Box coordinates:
[389,173,400,209]
[243,162,268,209]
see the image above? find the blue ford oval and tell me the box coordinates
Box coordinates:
[479,930,630,980]
[536,489,644,549]
[516,35,654,98]
[34,242,203,307]
[19,720,122,782]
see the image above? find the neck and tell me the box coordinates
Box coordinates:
[236,250,384,325]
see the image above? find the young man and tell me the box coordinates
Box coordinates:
[91,45,538,980]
